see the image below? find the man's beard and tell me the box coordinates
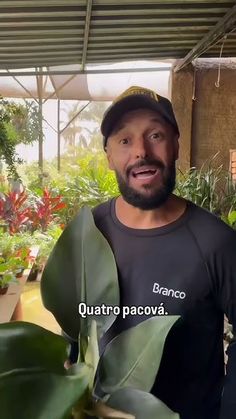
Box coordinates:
[115,159,176,210]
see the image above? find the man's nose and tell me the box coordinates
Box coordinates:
[133,137,149,159]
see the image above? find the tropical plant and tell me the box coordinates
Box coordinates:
[0,231,35,284]
[0,172,9,194]
[32,224,63,272]
[175,154,236,216]
[19,152,118,224]
[14,247,34,274]
[61,101,108,153]
[0,231,33,258]
[221,210,236,229]
[0,317,179,419]
[0,189,30,233]
[18,152,236,226]
[27,188,66,232]
[0,207,180,419]
[0,256,20,288]
[61,101,89,151]
[0,186,66,233]
[0,98,40,178]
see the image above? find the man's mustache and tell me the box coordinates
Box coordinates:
[126,159,165,177]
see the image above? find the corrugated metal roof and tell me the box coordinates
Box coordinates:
[0,0,236,70]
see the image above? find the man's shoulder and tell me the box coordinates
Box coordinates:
[92,198,113,225]
[188,201,236,250]
[189,201,232,232]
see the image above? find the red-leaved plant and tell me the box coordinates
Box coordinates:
[28,188,66,232]
[0,191,30,234]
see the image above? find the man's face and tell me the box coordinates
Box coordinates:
[106,108,179,210]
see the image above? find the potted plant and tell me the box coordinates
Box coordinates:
[0,207,180,419]
[0,257,18,295]
[28,224,63,281]
[14,246,35,278]
[0,232,34,278]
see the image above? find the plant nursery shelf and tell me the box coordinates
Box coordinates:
[0,246,39,324]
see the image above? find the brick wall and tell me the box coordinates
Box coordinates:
[171,59,236,172]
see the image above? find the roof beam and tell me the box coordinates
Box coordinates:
[94,0,233,4]
[91,7,230,17]
[0,66,171,77]
[47,66,60,100]
[81,0,93,70]
[0,0,85,7]
[43,74,77,102]
[6,70,38,103]
[174,4,236,72]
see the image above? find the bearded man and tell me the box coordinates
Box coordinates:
[88,86,236,419]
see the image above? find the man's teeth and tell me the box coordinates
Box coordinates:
[133,169,158,178]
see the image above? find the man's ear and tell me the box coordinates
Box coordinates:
[106,145,115,170]
[174,135,179,161]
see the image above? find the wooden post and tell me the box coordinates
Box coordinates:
[57,99,61,172]
[37,68,44,170]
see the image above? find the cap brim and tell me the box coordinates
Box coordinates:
[101,94,178,139]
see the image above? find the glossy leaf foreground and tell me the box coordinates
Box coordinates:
[95,315,180,395]
[0,317,180,419]
[0,205,181,419]
[41,206,119,340]
[0,322,92,419]
[107,388,179,419]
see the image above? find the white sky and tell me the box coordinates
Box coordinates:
[16,99,106,161]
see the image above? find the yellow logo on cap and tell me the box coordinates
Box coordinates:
[113,86,159,104]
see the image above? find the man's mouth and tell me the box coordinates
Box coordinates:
[131,166,160,180]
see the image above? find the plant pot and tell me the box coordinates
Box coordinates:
[16,268,24,278]
[0,285,9,295]
[27,267,39,282]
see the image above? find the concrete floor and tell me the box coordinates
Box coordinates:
[21,280,60,335]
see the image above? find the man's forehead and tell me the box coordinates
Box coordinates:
[111,108,166,135]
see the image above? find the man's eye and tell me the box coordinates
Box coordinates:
[119,138,129,145]
[149,132,162,141]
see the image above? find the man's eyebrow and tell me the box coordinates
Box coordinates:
[110,116,164,136]
[150,117,164,125]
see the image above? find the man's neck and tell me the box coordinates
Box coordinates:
[115,194,187,229]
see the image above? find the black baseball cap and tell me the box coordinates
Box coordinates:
[101,86,179,149]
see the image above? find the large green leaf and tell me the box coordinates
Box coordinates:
[107,388,180,419]
[0,321,92,419]
[85,320,99,390]
[88,400,134,418]
[95,316,180,394]
[41,206,119,340]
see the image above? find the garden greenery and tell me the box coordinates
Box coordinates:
[0,98,40,178]
[16,150,236,228]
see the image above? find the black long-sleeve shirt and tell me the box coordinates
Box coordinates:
[93,198,236,419]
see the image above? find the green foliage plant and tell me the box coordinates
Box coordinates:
[32,224,63,271]
[0,231,35,286]
[19,152,118,225]
[176,154,236,216]
[0,256,19,289]
[0,189,30,234]
[221,210,236,230]
[0,98,39,179]
[0,231,33,258]
[0,207,180,419]
[19,152,236,227]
